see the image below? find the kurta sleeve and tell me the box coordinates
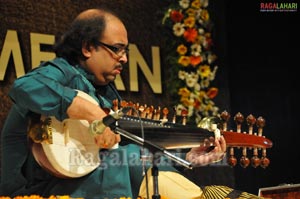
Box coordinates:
[8,63,77,121]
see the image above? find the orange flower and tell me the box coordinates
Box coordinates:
[183,28,198,42]
[186,8,196,16]
[191,0,201,9]
[178,56,190,67]
[194,99,201,109]
[190,56,202,66]
[207,87,218,99]
[184,16,196,28]
[178,87,191,97]
[176,44,187,55]
[200,9,210,21]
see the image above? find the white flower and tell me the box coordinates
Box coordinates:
[185,72,199,88]
[201,0,209,8]
[198,18,204,25]
[207,53,216,64]
[179,0,190,9]
[178,70,186,80]
[191,43,202,56]
[201,79,210,89]
[198,28,205,35]
[194,83,201,91]
[173,23,185,36]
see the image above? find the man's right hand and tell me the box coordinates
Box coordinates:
[94,127,121,149]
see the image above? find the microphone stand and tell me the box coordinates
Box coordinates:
[151,154,160,199]
[111,125,193,199]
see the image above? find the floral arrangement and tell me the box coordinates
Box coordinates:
[162,0,219,124]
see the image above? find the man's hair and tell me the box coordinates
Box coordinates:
[54,8,118,65]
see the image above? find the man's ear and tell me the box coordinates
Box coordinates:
[82,42,92,58]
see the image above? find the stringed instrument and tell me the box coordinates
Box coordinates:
[28,90,273,179]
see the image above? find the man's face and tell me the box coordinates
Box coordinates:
[83,16,128,85]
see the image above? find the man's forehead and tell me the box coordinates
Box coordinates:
[102,20,128,44]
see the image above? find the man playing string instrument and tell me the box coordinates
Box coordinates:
[0,7,264,199]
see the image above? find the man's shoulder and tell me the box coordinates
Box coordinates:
[43,57,75,74]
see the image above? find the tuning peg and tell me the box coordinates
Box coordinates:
[256,116,266,136]
[132,102,139,117]
[145,106,154,119]
[120,100,127,108]
[149,106,154,119]
[234,112,244,133]
[139,105,146,118]
[162,107,169,122]
[251,156,261,168]
[228,155,237,167]
[246,114,260,168]
[239,147,250,168]
[153,106,161,120]
[260,156,270,169]
[255,116,270,168]
[220,110,231,131]
[126,101,134,116]
[172,106,177,124]
[227,148,237,167]
[120,100,132,115]
[181,109,188,125]
[246,114,256,125]
[246,114,256,135]
[251,147,261,168]
[234,112,244,123]
[240,155,250,168]
[260,146,270,168]
[222,111,236,167]
[112,99,119,112]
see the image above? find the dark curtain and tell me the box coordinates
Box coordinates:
[224,0,299,194]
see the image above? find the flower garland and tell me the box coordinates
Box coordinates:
[162,0,219,124]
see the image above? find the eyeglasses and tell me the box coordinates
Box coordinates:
[95,41,129,58]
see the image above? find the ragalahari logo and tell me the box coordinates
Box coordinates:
[260,2,297,12]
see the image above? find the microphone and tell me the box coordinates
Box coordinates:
[89,107,131,135]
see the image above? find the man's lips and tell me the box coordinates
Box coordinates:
[114,69,122,74]
[113,66,123,74]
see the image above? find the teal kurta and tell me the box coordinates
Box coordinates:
[0,58,176,198]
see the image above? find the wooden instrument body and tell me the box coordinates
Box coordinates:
[32,118,100,178]
[31,90,101,178]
